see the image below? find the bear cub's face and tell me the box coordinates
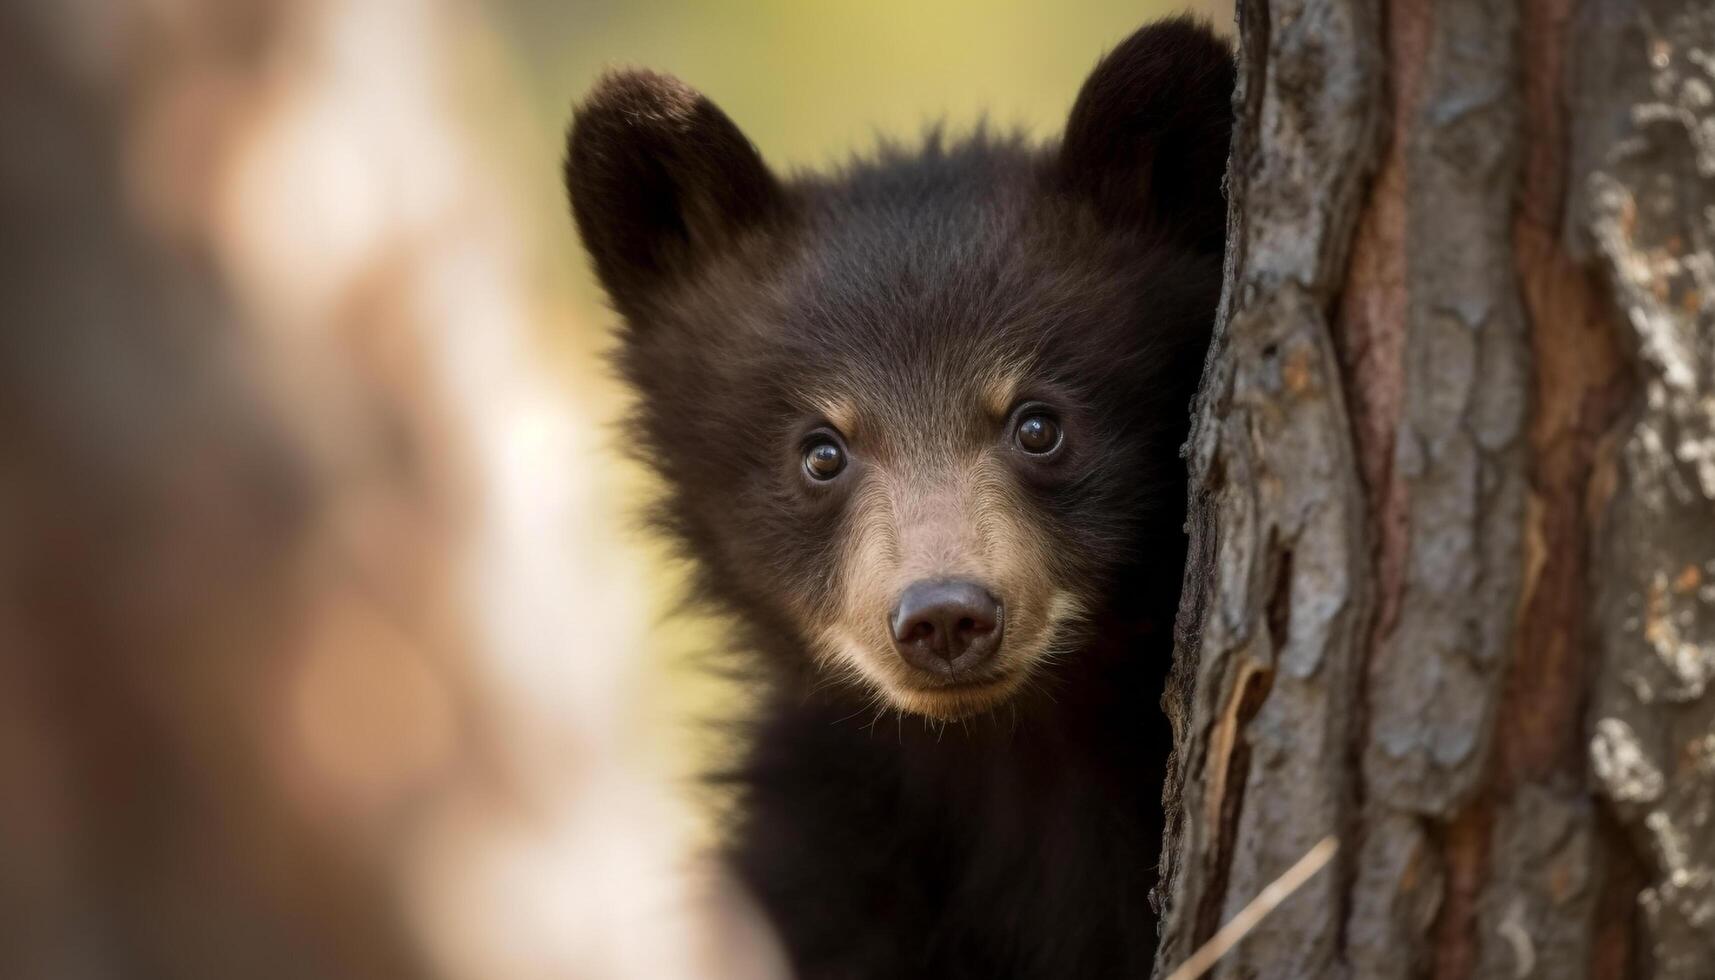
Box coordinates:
[567,21,1234,720]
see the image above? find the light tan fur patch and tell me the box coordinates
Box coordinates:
[979,365,1028,421]
[812,396,858,437]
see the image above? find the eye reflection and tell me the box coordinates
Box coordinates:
[1014,413,1062,455]
[804,438,846,480]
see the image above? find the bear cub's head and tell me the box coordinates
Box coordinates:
[567,19,1234,721]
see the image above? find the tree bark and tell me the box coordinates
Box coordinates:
[1155,0,1715,977]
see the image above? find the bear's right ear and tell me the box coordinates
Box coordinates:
[565,70,784,314]
[1056,19,1235,254]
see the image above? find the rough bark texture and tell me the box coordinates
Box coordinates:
[1155,0,1382,973]
[1156,0,1715,976]
[1578,2,1715,975]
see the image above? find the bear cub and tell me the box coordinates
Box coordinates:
[566,18,1234,979]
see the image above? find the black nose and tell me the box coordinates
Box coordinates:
[890,579,1003,675]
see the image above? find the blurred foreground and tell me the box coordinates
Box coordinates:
[1,2,781,977]
[0,1,1213,977]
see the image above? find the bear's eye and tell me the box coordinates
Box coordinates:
[1013,412,1063,455]
[803,436,847,481]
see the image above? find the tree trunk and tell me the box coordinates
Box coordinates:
[1154,0,1715,977]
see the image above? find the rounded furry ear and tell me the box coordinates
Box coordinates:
[565,70,783,312]
[1056,18,1235,253]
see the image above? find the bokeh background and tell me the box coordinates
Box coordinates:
[1,1,1224,977]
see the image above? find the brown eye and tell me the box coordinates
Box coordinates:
[803,438,846,480]
[1014,413,1062,455]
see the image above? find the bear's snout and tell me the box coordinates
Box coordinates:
[888,578,1003,676]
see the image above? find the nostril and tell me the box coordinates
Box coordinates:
[955,616,994,640]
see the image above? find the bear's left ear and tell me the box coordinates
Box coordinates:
[565,70,785,316]
[1056,18,1235,253]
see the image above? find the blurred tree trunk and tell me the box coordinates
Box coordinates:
[0,5,463,978]
[0,3,780,977]
[1155,0,1715,977]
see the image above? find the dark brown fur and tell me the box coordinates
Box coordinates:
[566,18,1234,978]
